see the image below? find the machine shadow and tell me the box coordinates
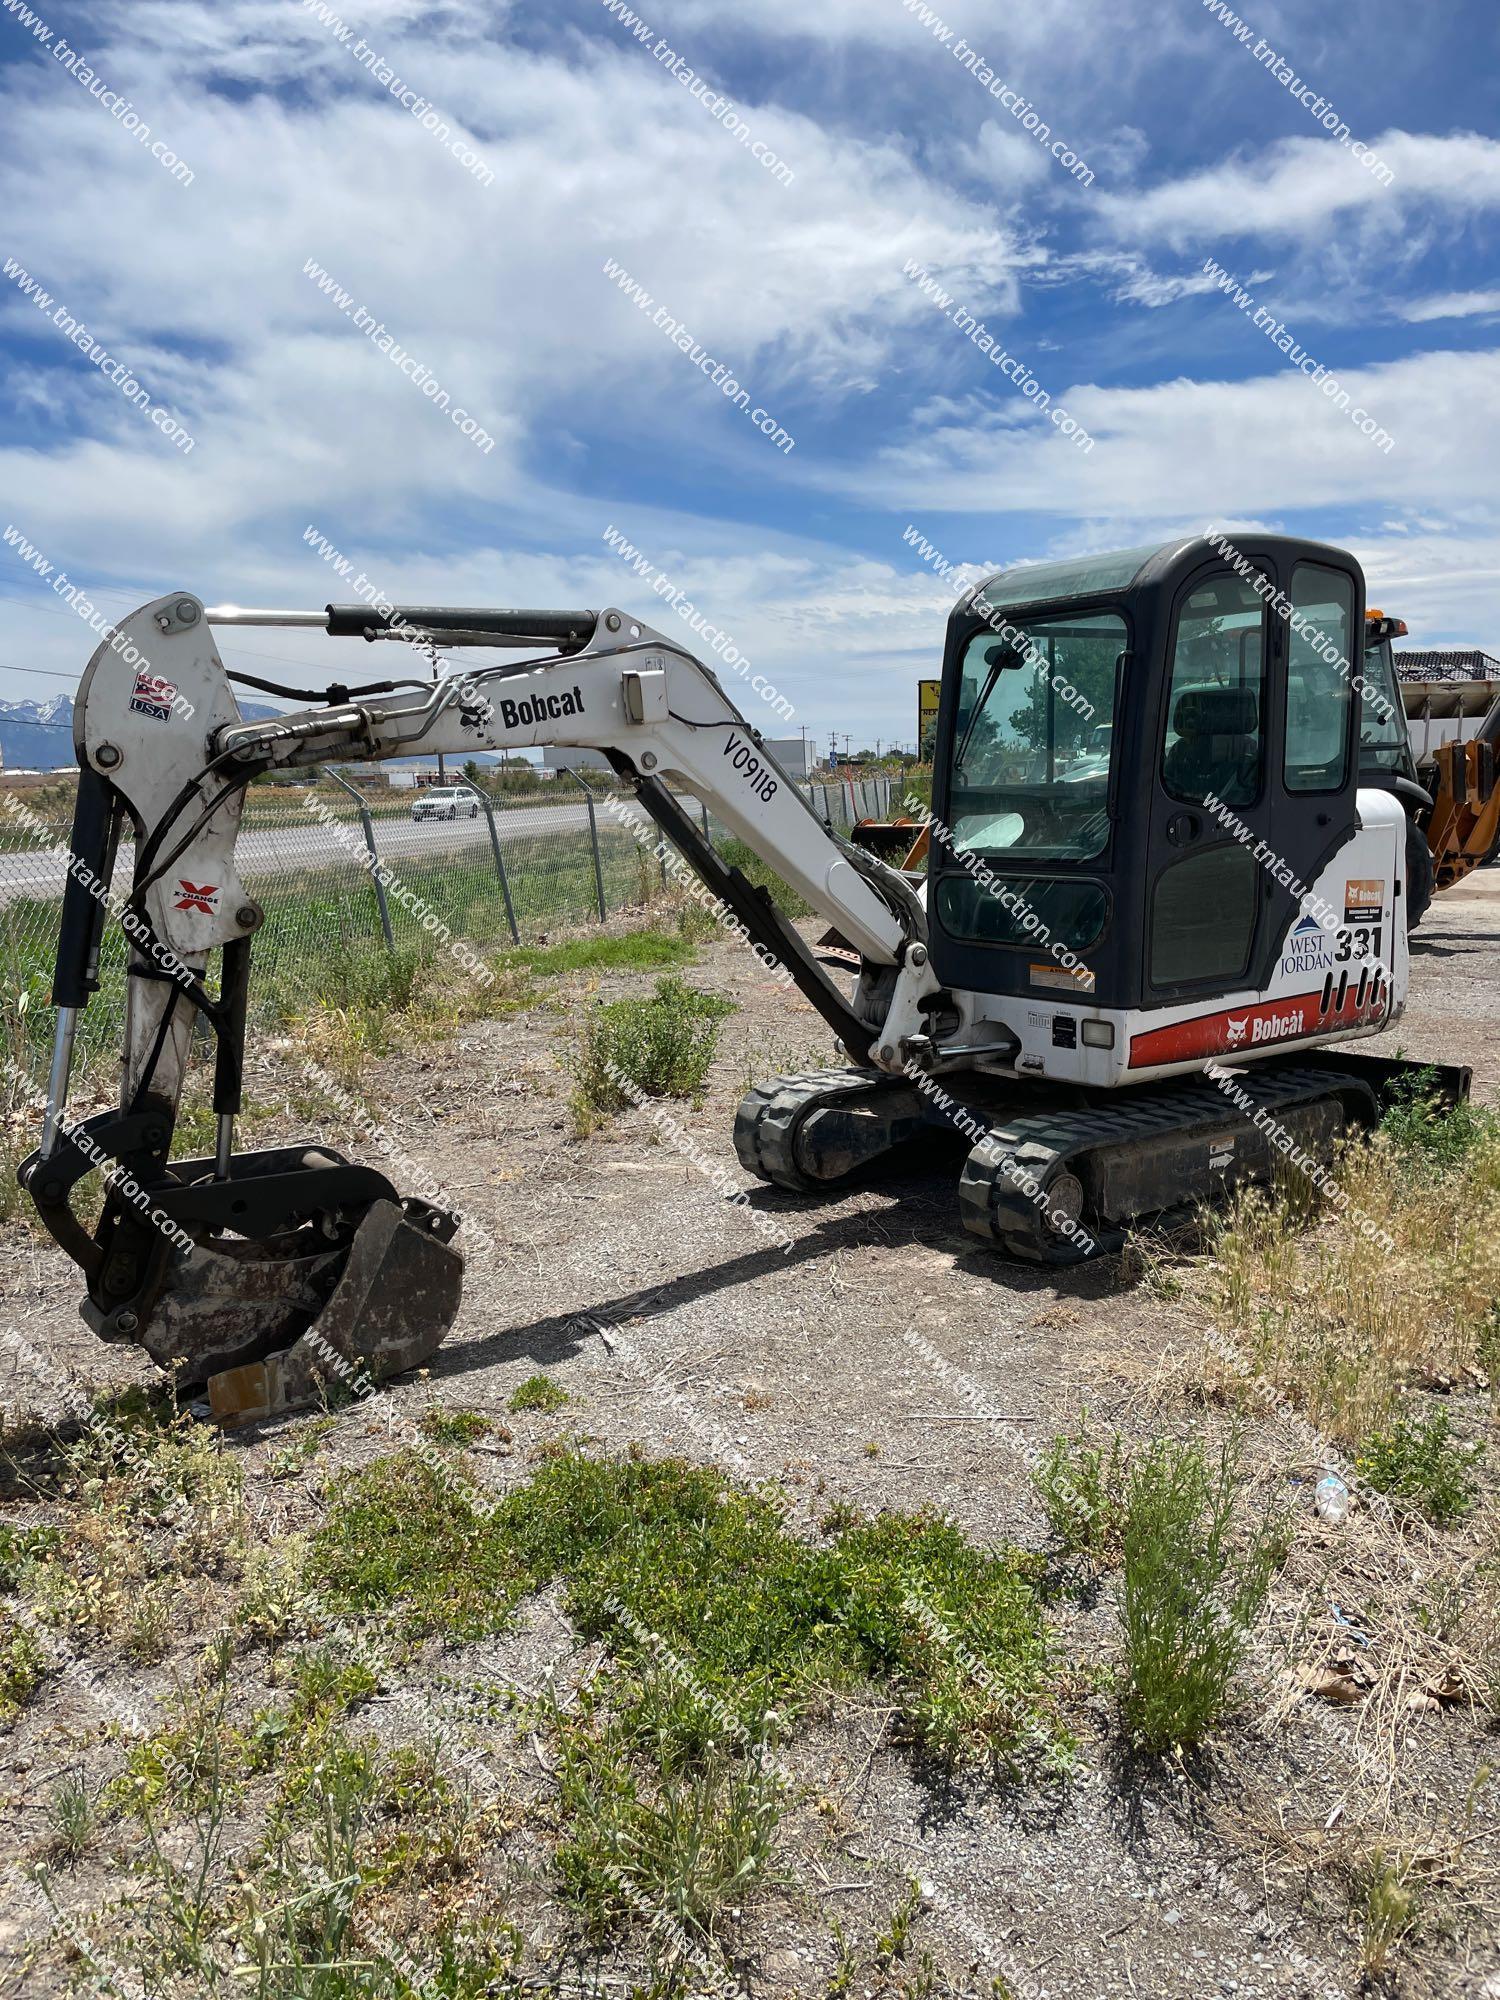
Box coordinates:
[433,1134,1193,1382]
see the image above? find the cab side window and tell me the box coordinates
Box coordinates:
[1161,576,1266,810]
[1284,564,1354,793]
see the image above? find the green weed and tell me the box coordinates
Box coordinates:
[873,1879,923,1969]
[418,1406,493,1445]
[571,975,736,1128]
[497,929,698,981]
[507,1375,569,1415]
[0,1616,47,1726]
[1035,1424,1127,1564]
[45,1772,100,1861]
[1378,1071,1499,1172]
[1119,1433,1289,1752]
[551,1675,781,1941]
[1355,1408,1479,1525]
[310,1450,1062,1773]
[714,837,812,918]
[1356,1848,1418,1976]
[266,1414,337,1482]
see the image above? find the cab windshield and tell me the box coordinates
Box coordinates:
[948,611,1127,861]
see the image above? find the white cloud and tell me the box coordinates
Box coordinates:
[0,3,1022,572]
[1111,259,1275,308]
[1099,130,1500,247]
[662,0,1095,50]
[839,345,1500,522]
[952,120,1055,198]
[1352,521,1500,653]
[1397,289,1500,323]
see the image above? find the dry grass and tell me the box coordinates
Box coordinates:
[1257,1523,1486,1819]
[1164,1093,1500,1982]
[1193,1116,1500,1444]
[1217,1774,1498,1990]
[0,991,40,1226]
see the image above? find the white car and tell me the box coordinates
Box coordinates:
[411,786,480,821]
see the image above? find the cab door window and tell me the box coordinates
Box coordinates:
[1161,576,1266,809]
[1284,564,1355,793]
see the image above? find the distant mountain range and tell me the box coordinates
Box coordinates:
[0,692,289,772]
[0,693,80,771]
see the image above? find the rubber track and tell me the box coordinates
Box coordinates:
[733,1068,892,1193]
[957,1063,1377,1265]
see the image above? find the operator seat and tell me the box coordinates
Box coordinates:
[1163,685,1260,806]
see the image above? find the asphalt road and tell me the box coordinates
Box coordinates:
[0,797,652,905]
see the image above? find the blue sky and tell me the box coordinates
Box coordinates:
[1,0,1498,755]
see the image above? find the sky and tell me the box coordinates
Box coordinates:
[0,0,1497,758]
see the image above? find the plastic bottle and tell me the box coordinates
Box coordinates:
[1314,1471,1350,1524]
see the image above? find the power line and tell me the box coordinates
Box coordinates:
[0,663,81,684]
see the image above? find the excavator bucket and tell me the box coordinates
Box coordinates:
[24,1124,465,1425]
[204,1196,464,1426]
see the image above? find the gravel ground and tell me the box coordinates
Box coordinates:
[2,871,1498,1998]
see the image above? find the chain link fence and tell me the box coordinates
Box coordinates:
[0,770,895,1089]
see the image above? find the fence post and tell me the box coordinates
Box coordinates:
[567,768,608,923]
[325,768,393,951]
[473,783,521,946]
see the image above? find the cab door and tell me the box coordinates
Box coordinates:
[1143,562,1276,1008]
[1266,554,1371,1008]
[1269,555,1362,900]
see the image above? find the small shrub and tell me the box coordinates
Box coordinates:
[551,1679,781,1942]
[508,1375,569,1415]
[119,1581,176,1664]
[0,1617,47,1726]
[235,1537,309,1646]
[285,1646,379,1724]
[266,1414,336,1482]
[0,1525,61,1590]
[1035,1424,1126,1563]
[571,975,735,1126]
[675,899,721,945]
[1379,1071,1498,1172]
[1355,1408,1479,1525]
[1119,1433,1288,1752]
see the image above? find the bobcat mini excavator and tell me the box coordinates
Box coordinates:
[23,535,1466,1421]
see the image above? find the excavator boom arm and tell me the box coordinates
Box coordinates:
[24,592,943,1419]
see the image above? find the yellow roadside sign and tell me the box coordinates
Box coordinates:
[918,680,941,753]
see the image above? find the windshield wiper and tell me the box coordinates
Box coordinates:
[953,640,1025,775]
